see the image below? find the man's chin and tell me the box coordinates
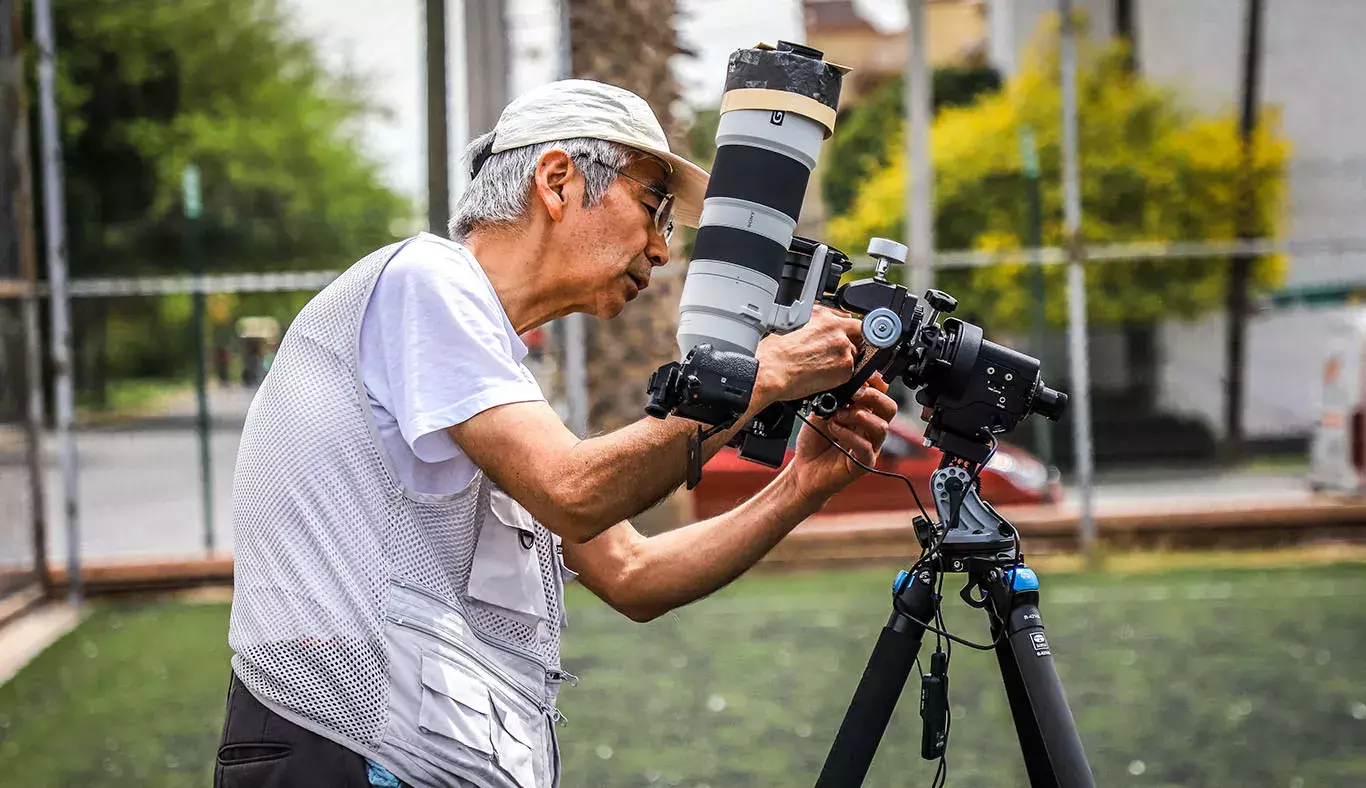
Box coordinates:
[595,298,628,320]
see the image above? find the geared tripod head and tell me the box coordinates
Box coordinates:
[804,237,1068,466]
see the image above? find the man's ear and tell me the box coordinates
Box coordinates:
[533,149,575,223]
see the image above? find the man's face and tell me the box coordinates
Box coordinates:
[562,155,673,319]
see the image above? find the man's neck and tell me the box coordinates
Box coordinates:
[461,227,577,334]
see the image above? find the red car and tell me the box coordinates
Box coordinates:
[691,417,1062,519]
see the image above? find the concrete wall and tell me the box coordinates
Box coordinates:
[987,0,1366,441]
[1158,304,1359,440]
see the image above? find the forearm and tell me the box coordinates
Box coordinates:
[552,376,779,540]
[608,468,824,622]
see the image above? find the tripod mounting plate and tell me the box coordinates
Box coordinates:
[924,466,1017,561]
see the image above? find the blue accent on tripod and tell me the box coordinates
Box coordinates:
[1006,566,1039,592]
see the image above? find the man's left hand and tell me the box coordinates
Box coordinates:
[787,373,899,504]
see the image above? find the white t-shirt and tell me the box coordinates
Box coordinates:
[359,233,546,495]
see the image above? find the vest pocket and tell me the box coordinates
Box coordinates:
[468,487,549,625]
[415,650,542,787]
[490,693,538,787]
[418,652,494,755]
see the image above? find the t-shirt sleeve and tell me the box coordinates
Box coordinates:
[366,240,546,464]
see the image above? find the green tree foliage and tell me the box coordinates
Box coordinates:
[37,0,413,385]
[685,106,720,170]
[827,26,1291,331]
[49,0,410,276]
[822,66,1003,218]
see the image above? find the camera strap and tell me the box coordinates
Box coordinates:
[687,426,704,490]
[687,423,730,490]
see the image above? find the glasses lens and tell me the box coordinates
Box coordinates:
[657,194,676,241]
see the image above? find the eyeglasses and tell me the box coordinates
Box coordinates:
[577,154,675,243]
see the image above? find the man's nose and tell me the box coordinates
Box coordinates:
[646,232,670,268]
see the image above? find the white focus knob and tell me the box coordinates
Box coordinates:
[867,237,908,265]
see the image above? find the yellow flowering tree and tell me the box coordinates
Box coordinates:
[827,24,1291,331]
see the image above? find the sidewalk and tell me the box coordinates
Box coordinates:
[0,596,84,686]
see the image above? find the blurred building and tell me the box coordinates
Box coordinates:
[986,0,1366,457]
[803,0,989,104]
[798,1,995,236]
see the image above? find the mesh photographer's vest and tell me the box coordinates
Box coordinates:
[228,239,571,788]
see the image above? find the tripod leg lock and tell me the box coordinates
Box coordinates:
[1005,565,1040,592]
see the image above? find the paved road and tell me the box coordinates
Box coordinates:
[0,387,1321,565]
[1060,466,1311,509]
[0,388,253,566]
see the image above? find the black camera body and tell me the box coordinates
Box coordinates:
[646,344,758,428]
[913,318,1067,464]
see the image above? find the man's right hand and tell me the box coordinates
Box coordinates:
[755,306,864,404]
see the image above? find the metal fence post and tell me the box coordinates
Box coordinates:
[5,0,51,592]
[33,0,79,602]
[1019,125,1054,469]
[183,164,214,554]
[1059,0,1097,565]
[557,0,588,436]
[905,0,934,295]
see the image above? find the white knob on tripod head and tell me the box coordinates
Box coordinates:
[867,238,908,279]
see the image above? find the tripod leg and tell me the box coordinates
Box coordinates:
[816,569,936,788]
[987,567,1095,788]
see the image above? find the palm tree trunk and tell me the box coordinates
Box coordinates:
[568,0,699,531]
[567,0,685,434]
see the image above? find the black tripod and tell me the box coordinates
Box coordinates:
[815,461,1096,788]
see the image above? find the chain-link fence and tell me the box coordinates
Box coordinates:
[1,0,1364,577]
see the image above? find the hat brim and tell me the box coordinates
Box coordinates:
[623,144,709,229]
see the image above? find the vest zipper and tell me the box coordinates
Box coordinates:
[547,669,579,687]
[392,577,555,667]
[387,613,549,716]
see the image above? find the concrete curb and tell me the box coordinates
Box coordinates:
[0,600,86,686]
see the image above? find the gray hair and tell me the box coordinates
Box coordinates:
[448,133,641,241]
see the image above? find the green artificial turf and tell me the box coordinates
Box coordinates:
[2,563,1364,786]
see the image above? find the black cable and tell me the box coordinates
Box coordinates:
[933,570,944,653]
[892,531,1026,653]
[798,410,1019,651]
[932,572,951,788]
[795,410,934,523]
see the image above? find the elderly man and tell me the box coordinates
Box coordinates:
[214,80,897,788]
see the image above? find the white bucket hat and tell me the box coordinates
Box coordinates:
[479,79,710,228]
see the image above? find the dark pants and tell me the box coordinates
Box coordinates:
[215,672,378,788]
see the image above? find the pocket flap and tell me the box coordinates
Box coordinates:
[469,488,548,624]
[490,694,535,747]
[489,693,538,787]
[421,654,490,716]
[490,486,536,532]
